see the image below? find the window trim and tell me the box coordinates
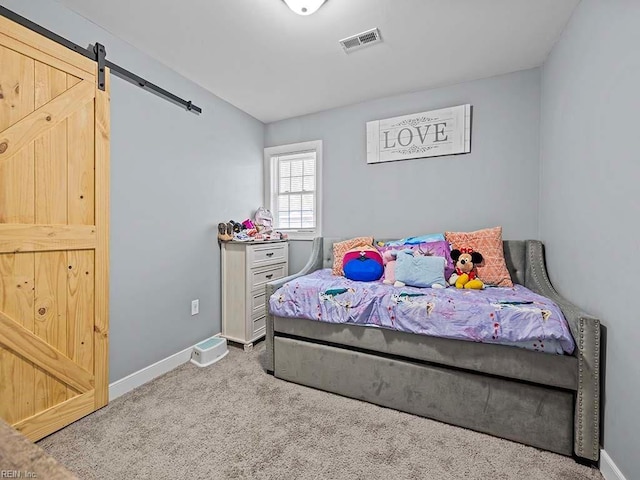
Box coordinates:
[264,140,323,241]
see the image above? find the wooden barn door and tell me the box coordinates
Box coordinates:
[0,15,109,441]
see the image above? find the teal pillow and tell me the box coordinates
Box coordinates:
[381,233,445,247]
[395,250,446,288]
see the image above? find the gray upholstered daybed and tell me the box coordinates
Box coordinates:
[265,238,601,463]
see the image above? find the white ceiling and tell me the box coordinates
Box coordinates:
[56,0,580,123]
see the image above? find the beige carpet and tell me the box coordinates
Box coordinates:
[39,344,602,480]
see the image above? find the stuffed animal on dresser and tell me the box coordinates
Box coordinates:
[449,248,484,289]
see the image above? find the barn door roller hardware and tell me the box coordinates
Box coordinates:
[95,43,106,91]
[0,6,202,114]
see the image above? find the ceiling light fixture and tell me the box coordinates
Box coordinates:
[283,0,326,16]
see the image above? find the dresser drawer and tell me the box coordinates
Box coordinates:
[251,290,266,317]
[251,264,287,291]
[252,315,266,336]
[248,243,288,268]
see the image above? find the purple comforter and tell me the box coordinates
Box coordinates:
[269,269,575,354]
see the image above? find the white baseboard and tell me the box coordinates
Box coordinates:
[109,334,221,400]
[601,450,627,480]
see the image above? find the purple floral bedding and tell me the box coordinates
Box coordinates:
[269,269,576,354]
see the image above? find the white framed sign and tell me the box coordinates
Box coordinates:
[366,104,472,164]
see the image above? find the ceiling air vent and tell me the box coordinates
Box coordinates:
[339,28,382,53]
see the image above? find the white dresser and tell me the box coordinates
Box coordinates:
[221,240,289,350]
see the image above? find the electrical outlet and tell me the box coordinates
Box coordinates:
[191,299,199,316]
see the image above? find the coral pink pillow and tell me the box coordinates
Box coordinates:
[445,227,513,287]
[332,237,374,276]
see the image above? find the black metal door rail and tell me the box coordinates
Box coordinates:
[0,5,202,114]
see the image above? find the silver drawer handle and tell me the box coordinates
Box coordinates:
[265,274,274,279]
[266,252,274,257]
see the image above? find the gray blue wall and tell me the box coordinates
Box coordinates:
[540,1,640,478]
[266,69,542,271]
[0,0,264,382]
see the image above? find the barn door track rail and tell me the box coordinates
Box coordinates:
[0,5,202,114]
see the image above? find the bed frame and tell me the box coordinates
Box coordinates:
[265,238,601,463]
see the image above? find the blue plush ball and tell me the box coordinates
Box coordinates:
[343,258,384,282]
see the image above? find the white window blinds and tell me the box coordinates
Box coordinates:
[275,151,316,230]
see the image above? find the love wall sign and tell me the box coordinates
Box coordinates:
[366,104,472,164]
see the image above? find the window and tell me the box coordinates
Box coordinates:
[264,140,322,240]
